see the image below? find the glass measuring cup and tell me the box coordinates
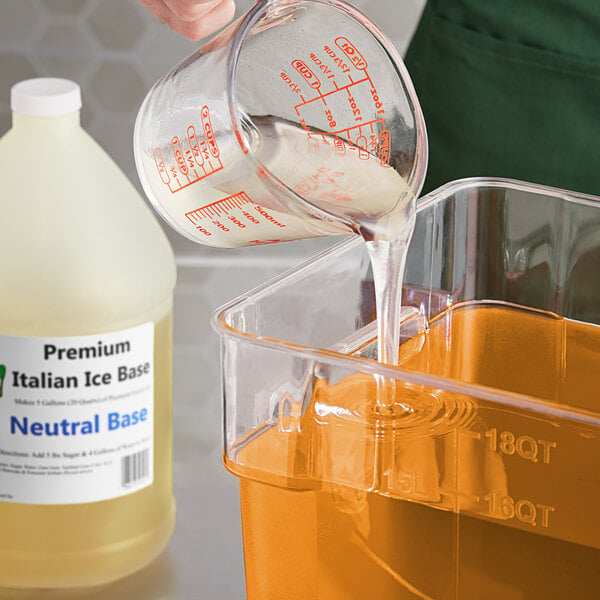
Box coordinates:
[134,0,427,248]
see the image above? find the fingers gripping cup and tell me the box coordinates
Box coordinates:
[134,0,427,248]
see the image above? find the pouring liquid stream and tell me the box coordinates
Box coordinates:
[366,231,413,369]
[361,202,416,493]
[249,116,418,369]
[245,117,417,373]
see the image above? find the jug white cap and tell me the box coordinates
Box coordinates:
[11,78,82,116]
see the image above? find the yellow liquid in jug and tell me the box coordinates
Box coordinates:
[0,312,175,589]
[229,303,600,599]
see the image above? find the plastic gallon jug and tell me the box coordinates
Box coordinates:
[0,78,177,588]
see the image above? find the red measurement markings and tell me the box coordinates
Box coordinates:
[187,125,204,167]
[322,45,351,74]
[335,37,368,70]
[370,86,384,114]
[184,192,286,239]
[346,91,362,122]
[304,119,390,166]
[254,205,286,228]
[294,165,353,204]
[292,59,321,89]
[377,129,391,166]
[334,118,385,150]
[155,147,223,194]
[280,71,302,94]
[294,75,370,113]
[307,137,320,154]
[308,53,336,80]
[172,136,188,176]
[355,135,369,160]
[186,191,251,221]
[153,107,225,194]
[153,148,170,185]
[201,105,219,158]
[294,167,332,197]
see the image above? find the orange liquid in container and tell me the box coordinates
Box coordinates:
[227,303,600,599]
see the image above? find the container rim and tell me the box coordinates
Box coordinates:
[211,176,600,427]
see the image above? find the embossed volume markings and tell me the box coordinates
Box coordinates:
[153,106,224,195]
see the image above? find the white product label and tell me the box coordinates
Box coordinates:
[0,323,154,505]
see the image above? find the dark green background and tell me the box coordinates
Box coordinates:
[405,0,600,196]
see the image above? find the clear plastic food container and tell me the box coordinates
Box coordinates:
[212,178,600,599]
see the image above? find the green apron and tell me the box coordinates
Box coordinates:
[404,0,600,196]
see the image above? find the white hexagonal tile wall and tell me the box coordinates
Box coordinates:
[0,0,44,46]
[40,0,89,16]
[89,61,147,113]
[88,0,147,51]
[36,22,93,56]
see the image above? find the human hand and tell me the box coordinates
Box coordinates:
[138,0,236,40]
